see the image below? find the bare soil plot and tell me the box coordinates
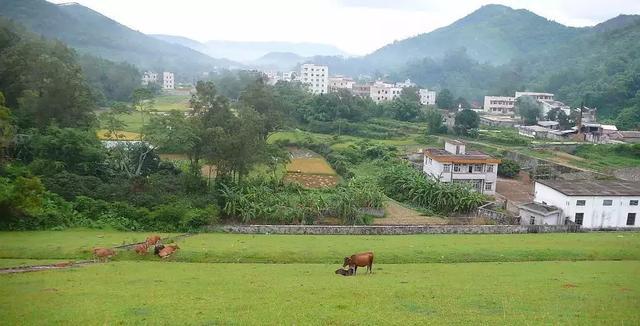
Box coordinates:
[286,157,336,175]
[374,201,446,225]
[496,173,534,210]
[284,173,339,189]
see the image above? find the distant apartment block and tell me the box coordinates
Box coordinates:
[328,76,355,92]
[419,89,437,106]
[300,64,328,94]
[142,71,158,86]
[395,79,416,88]
[162,72,175,90]
[352,83,371,98]
[483,96,516,115]
[423,140,500,195]
[370,80,402,103]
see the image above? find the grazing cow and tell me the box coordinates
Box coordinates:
[145,235,162,246]
[158,244,179,259]
[92,248,116,262]
[334,268,354,276]
[154,244,165,256]
[343,252,374,275]
[134,243,149,255]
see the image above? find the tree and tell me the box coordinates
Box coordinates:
[0,92,15,161]
[100,103,132,140]
[389,88,422,122]
[424,109,446,134]
[515,96,542,125]
[131,88,155,140]
[453,109,479,136]
[454,97,470,109]
[436,89,454,110]
[616,106,640,130]
[498,159,521,178]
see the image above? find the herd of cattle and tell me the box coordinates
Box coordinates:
[91,235,180,262]
[92,235,374,277]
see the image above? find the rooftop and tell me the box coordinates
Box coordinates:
[537,121,559,127]
[424,148,501,164]
[537,179,640,196]
[519,202,561,215]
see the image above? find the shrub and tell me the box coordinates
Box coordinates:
[498,159,521,178]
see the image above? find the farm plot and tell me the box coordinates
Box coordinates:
[284,148,339,188]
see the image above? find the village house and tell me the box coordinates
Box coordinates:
[423,140,501,195]
[518,202,562,225]
[299,63,328,94]
[532,179,640,228]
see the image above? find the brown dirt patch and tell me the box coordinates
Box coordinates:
[286,158,336,175]
[562,283,577,288]
[496,176,534,205]
[284,173,339,189]
[373,201,446,225]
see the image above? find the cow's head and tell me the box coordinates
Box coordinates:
[343,257,351,267]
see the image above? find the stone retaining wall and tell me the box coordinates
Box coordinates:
[214,224,597,235]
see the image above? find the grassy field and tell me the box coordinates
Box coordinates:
[152,93,191,112]
[0,260,637,324]
[0,230,639,324]
[1,231,639,263]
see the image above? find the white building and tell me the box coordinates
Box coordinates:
[370,80,402,103]
[282,71,295,82]
[328,76,355,92]
[162,72,174,90]
[142,71,158,86]
[419,89,437,106]
[515,92,554,101]
[533,180,640,227]
[518,202,562,225]
[300,64,328,94]
[423,140,501,195]
[539,99,570,116]
[484,96,516,115]
[395,79,416,88]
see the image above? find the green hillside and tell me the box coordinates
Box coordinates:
[0,0,236,78]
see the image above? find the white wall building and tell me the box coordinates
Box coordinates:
[533,180,640,227]
[483,96,516,115]
[300,64,328,94]
[142,71,158,86]
[423,140,501,195]
[282,71,295,82]
[328,76,355,92]
[370,81,402,103]
[395,79,416,88]
[515,92,554,101]
[162,72,175,90]
[419,89,437,106]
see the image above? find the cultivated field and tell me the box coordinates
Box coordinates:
[284,148,339,188]
[0,230,639,324]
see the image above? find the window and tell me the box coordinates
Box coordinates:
[443,164,451,173]
[576,200,586,206]
[529,216,536,225]
[574,213,584,225]
[473,164,482,172]
[468,165,473,173]
[630,200,639,206]
[486,165,494,173]
[453,164,461,172]
[485,182,493,191]
[627,213,636,226]
[603,200,613,206]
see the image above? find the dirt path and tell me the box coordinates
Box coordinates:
[374,200,446,225]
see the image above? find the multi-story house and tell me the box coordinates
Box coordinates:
[532,180,640,228]
[142,71,158,86]
[352,83,372,98]
[419,89,437,106]
[423,140,501,195]
[162,72,174,90]
[483,96,516,115]
[299,64,328,94]
[515,92,554,101]
[328,76,355,92]
[369,81,402,104]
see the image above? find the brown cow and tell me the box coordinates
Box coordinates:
[145,235,162,246]
[343,252,374,275]
[134,243,149,255]
[154,244,165,256]
[158,244,180,259]
[92,248,116,262]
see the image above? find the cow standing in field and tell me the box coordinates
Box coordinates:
[343,252,374,275]
[145,235,161,246]
[93,248,116,262]
[134,243,149,255]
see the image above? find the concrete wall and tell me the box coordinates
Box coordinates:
[215,224,587,235]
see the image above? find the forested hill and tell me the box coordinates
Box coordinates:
[363,4,583,68]
[0,0,237,78]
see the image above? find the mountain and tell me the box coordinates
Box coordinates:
[152,35,349,63]
[593,14,640,32]
[0,0,239,79]
[250,52,307,71]
[363,4,583,67]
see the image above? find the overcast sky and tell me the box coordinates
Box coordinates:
[49,0,640,55]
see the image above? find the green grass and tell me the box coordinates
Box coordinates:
[1,231,639,264]
[0,259,63,268]
[0,260,637,324]
[572,144,640,171]
[151,93,191,112]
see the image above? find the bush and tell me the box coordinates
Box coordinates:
[498,159,521,178]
